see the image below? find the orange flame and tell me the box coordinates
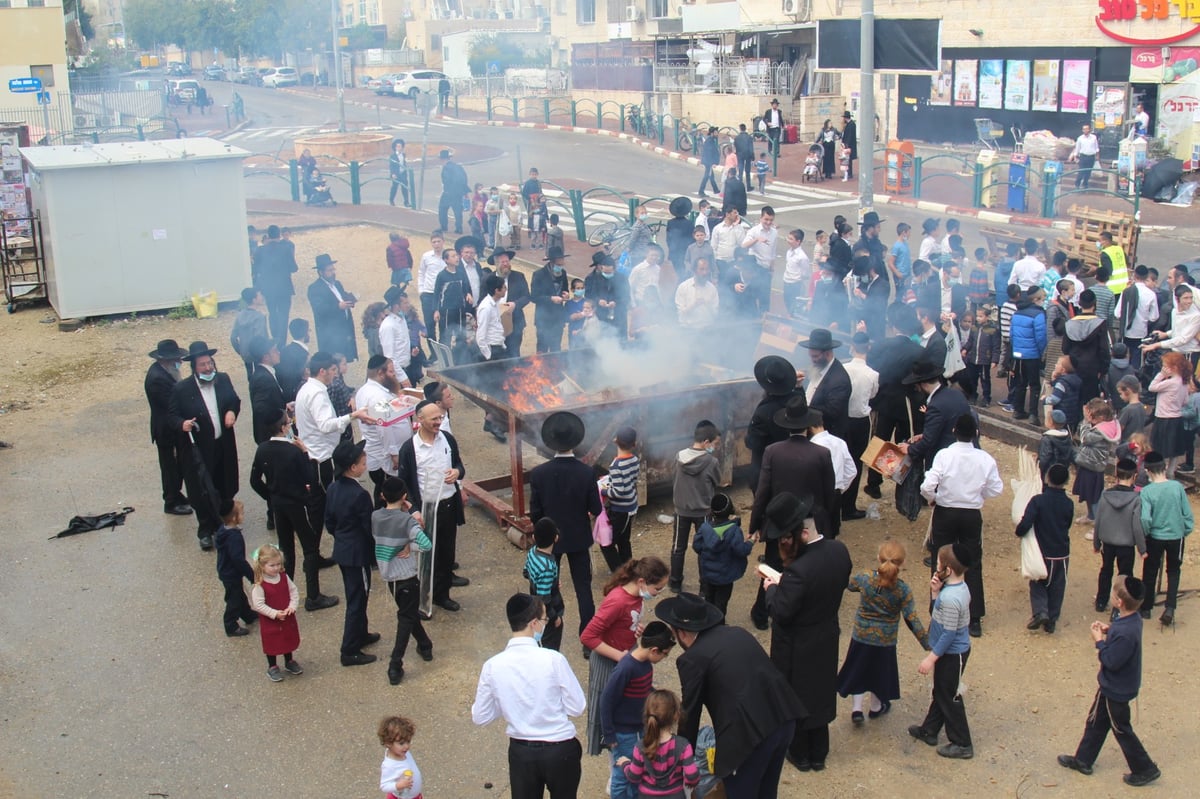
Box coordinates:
[502,356,566,413]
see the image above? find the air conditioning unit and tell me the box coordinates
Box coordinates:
[626,5,642,21]
[73,113,97,128]
[782,0,798,14]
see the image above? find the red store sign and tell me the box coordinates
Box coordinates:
[1096,0,1200,44]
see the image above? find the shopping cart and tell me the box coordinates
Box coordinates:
[974,118,1005,151]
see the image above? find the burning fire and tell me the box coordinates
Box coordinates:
[502,356,566,413]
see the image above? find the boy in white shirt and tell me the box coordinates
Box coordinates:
[783,228,811,317]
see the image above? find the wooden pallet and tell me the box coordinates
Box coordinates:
[1054,204,1140,274]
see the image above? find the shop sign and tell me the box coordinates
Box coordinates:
[1096,0,1200,45]
[1162,94,1200,113]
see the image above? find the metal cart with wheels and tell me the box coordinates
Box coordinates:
[1,213,48,313]
[974,118,1005,151]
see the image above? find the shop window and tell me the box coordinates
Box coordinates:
[578,0,595,22]
[649,0,668,17]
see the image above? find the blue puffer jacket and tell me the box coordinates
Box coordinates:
[692,516,754,585]
[1010,298,1047,360]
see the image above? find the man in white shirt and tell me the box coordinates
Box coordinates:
[475,274,510,361]
[674,258,720,330]
[472,593,586,798]
[354,355,413,504]
[919,414,1002,637]
[1117,264,1161,370]
[740,206,779,271]
[1069,123,1100,189]
[1008,237,1046,291]
[709,207,747,276]
[808,410,856,539]
[841,332,879,521]
[295,351,376,536]
[627,243,664,307]
[418,231,445,341]
[378,286,414,388]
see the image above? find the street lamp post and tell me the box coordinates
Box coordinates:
[858,0,875,216]
[330,0,346,132]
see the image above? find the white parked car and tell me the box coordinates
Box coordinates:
[261,67,299,88]
[390,70,448,98]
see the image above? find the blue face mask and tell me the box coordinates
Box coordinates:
[639,587,656,601]
[573,289,584,298]
[552,265,564,276]
[601,271,613,280]
[197,371,216,382]
[705,446,716,455]
[533,624,544,645]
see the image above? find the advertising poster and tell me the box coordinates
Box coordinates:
[954,60,978,106]
[1061,60,1090,113]
[930,60,953,106]
[1032,60,1060,112]
[979,59,1004,109]
[1092,83,1127,131]
[1129,47,1200,83]
[0,128,32,238]
[1005,60,1030,111]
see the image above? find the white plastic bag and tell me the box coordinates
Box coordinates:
[943,322,966,377]
[497,214,512,237]
[1020,532,1048,581]
[1010,446,1040,524]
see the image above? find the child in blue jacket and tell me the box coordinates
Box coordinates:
[691,493,756,616]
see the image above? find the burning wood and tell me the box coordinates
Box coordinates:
[502,356,567,413]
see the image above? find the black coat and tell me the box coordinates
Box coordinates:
[307,278,358,361]
[750,436,837,537]
[868,335,923,413]
[827,235,852,279]
[666,216,695,271]
[484,268,531,338]
[908,384,972,468]
[699,134,720,167]
[861,274,890,343]
[144,361,179,443]
[254,239,297,299]
[807,357,852,439]
[325,475,375,567]
[529,456,602,554]
[248,365,285,444]
[841,120,857,160]
[584,269,631,336]
[765,536,853,728]
[676,624,806,778]
[530,265,569,333]
[277,343,308,403]
[721,177,747,217]
[744,388,804,491]
[396,431,466,526]
[923,329,948,373]
[249,438,313,508]
[167,373,241,500]
[733,131,755,160]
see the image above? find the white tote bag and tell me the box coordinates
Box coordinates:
[1020,532,1048,581]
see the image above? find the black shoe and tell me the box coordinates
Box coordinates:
[908,725,938,746]
[864,485,882,500]
[868,700,891,719]
[1124,767,1162,787]
[266,516,275,531]
[1140,608,1152,620]
[923,555,935,568]
[1044,619,1056,634]
[450,574,470,588]
[582,645,591,660]
[810,761,826,771]
[198,536,214,551]
[304,594,339,612]
[388,666,405,685]
[434,598,461,612]
[842,509,867,521]
[164,503,193,515]
[1027,613,1048,630]
[318,556,337,569]
[341,652,377,667]
[226,626,250,637]
[417,646,433,662]
[752,616,769,631]
[451,561,460,570]
[938,743,974,759]
[785,753,811,771]
[1057,754,1093,775]
[668,582,682,594]
[851,711,864,725]
[1095,601,1108,613]
[968,620,982,638]
[363,632,382,646]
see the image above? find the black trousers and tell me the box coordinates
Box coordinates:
[305,457,335,538]
[1074,689,1156,773]
[505,327,523,359]
[723,720,793,799]
[181,449,228,539]
[1029,556,1069,622]
[841,415,871,514]
[738,156,753,188]
[929,506,986,620]
[274,501,322,600]
[556,549,596,635]
[264,293,291,346]
[1143,536,1185,612]
[1097,543,1135,607]
[535,324,563,354]
[964,362,992,402]
[1012,357,1041,417]
[420,293,438,344]
[388,576,432,669]
[155,436,187,506]
[670,515,705,589]
[389,175,410,206]
[599,510,633,572]
[702,582,734,618]
[920,649,971,746]
[866,404,913,490]
[1075,154,1097,189]
[789,723,830,765]
[221,577,255,633]
[438,192,463,234]
[508,737,582,799]
[430,496,459,603]
[338,564,371,656]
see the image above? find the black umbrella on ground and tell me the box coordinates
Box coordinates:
[51,507,134,539]
[1141,158,1183,200]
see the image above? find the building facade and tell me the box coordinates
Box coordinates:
[1,0,70,118]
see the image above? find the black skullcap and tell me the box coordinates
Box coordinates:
[951,542,973,570]
[506,593,535,623]
[367,354,389,371]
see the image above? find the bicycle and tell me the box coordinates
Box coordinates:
[586,218,665,261]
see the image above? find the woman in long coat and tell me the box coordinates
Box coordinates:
[817,120,840,180]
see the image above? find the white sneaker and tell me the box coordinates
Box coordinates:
[1084,531,1094,541]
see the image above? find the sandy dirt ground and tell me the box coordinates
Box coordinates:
[1,224,1197,799]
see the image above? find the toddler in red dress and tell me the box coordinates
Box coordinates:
[250,543,303,682]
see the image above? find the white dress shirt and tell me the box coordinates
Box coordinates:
[628,261,661,306]
[294,377,350,462]
[413,430,456,502]
[920,441,1003,508]
[811,429,857,491]
[471,636,586,742]
[740,223,779,270]
[1073,132,1100,157]
[843,357,880,419]
[1158,305,1200,353]
[419,249,445,294]
[1116,282,1160,339]
[918,235,940,262]
[1008,255,1046,291]
[197,378,222,439]
[475,294,506,358]
[710,220,746,262]
[674,278,719,329]
[354,378,411,473]
[379,311,411,373]
[783,245,811,285]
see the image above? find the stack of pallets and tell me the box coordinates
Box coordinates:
[1054,205,1140,276]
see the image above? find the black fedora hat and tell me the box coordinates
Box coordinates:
[773,394,820,430]
[487,248,516,265]
[183,340,218,361]
[764,492,814,540]
[796,328,842,352]
[332,439,366,473]
[902,358,945,385]
[544,245,569,262]
[669,196,693,218]
[590,251,613,268]
[455,235,483,254]
[655,592,724,632]
[861,211,885,227]
[314,253,337,270]
[842,110,852,119]
[753,355,797,396]
[148,338,188,360]
[540,411,585,452]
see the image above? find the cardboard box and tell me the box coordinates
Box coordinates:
[862,437,912,483]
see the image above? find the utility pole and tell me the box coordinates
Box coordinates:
[331,0,346,132]
[858,0,874,216]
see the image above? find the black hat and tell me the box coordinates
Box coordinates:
[851,331,871,349]
[771,98,780,105]
[183,340,217,361]
[1116,457,1138,472]
[902,358,944,385]
[951,542,973,570]
[439,148,452,159]
[797,328,842,352]
[544,245,568,262]
[367,353,389,370]
[148,338,188,360]
[540,411,585,452]
[384,285,405,307]
[774,394,820,430]
[590,251,614,268]
[487,248,516,265]
[843,110,852,119]
[1047,463,1070,487]
[423,381,445,401]
[710,492,733,517]
[654,592,724,632]
[332,439,366,473]
[1124,576,1145,603]
[505,592,536,623]
[314,253,337,270]
[763,492,814,540]
[861,211,885,227]
[455,235,483,254]
[753,355,797,396]
[1144,451,1165,468]
[669,196,693,218]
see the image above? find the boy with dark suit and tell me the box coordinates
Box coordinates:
[214,499,257,637]
[326,440,380,666]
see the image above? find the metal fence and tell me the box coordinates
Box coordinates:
[0,89,176,143]
[652,61,792,96]
[355,49,425,68]
[451,70,570,97]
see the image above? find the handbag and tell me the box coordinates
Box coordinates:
[1020,532,1048,581]
[592,508,613,547]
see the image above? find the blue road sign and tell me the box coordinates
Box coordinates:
[8,77,43,93]
[37,90,51,105]
[487,62,501,74]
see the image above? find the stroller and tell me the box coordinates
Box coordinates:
[1137,336,1163,411]
[804,144,823,182]
[302,168,337,206]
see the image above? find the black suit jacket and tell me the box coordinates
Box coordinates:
[583,269,631,335]
[248,365,285,444]
[325,475,375,567]
[277,342,308,403]
[676,624,806,777]
[529,456,602,554]
[307,277,358,361]
[249,438,313,507]
[750,436,837,537]
[144,362,179,443]
[166,373,241,499]
[908,384,972,468]
[396,431,466,526]
[869,335,923,411]
[923,330,948,373]
[485,268,531,336]
[530,265,568,331]
[808,358,852,439]
[254,239,297,299]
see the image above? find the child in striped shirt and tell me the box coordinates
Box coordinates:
[524,518,565,652]
[617,689,699,799]
[372,477,434,685]
[601,426,641,572]
[998,283,1020,388]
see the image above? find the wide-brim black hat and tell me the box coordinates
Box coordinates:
[332,439,366,473]
[764,492,814,540]
[861,211,885,227]
[544,246,569,262]
[183,340,218,361]
[314,253,337,270]
[669,196,693,218]
[902,358,944,385]
[455,235,483,254]
[487,248,516,265]
[797,328,842,351]
[655,592,724,632]
[149,338,188,359]
[590,251,614,268]
[753,355,797,396]
[540,411,585,452]
[773,394,820,430]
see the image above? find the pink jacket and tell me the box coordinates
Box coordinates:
[1149,373,1188,419]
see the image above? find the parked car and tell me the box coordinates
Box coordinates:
[390,70,448,99]
[261,67,299,88]
[203,64,226,81]
[231,66,262,86]
[167,62,192,77]
[370,73,403,95]
[167,79,199,104]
